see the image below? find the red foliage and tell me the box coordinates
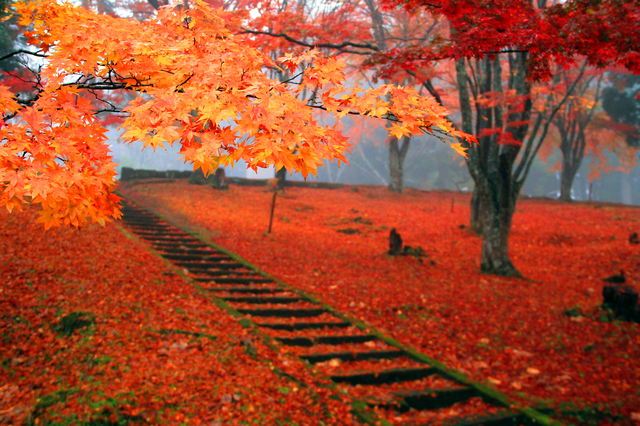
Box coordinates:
[374,0,640,81]
[120,181,640,424]
[0,205,356,425]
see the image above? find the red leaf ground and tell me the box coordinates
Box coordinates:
[119,180,640,425]
[0,204,356,425]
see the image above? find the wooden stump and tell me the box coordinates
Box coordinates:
[602,285,639,322]
[389,228,403,255]
[216,167,228,190]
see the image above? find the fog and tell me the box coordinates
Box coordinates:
[107,125,640,206]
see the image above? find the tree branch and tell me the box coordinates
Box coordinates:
[0,50,48,62]
[239,28,380,54]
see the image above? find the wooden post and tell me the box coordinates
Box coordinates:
[267,189,277,234]
[588,181,593,202]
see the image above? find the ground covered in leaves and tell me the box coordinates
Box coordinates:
[0,205,356,425]
[119,180,640,425]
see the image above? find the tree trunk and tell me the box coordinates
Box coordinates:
[454,54,585,276]
[477,178,520,276]
[621,172,632,204]
[388,135,410,193]
[363,0,412,194]
[559,164,577,201]
[275,166,286,191]
[557,125,587,202]
[470,186,482,233]
[457,54,528,277]
[555,70,600,203]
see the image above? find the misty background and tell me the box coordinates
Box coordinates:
[107,120,640,206]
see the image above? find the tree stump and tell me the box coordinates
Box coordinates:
[389,228,403,255]
[602,285,639,322]
[216,167,228,190]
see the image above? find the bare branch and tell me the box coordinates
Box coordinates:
[0,50,48,62]
[239,28,379,54]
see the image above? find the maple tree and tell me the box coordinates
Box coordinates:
[0,0,472,229]
[540,67,638,202]
[552,66,604,202]
[238,0,640,276]
[376,0,640,276]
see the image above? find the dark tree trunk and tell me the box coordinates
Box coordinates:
[363,0,412,194]
[456,53,582,276]
[554,72,600,203]
[470,187,482,233]
[557,113,585,203]
[388,135,410,193]
[275,166,286,191]
[559,161,578,202]
[476,165,520,276]
[457,54,530,277]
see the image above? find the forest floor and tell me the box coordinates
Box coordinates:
[116,179,640,425]
[2,179,639,426]
[0,203,356,425]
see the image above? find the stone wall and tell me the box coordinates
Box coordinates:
[119,167,345,189]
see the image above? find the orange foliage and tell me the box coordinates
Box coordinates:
[1,0,473,230]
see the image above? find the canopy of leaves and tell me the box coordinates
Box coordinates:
[375,0,640,81]
[0,0,473,229]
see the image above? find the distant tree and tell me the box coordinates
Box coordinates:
[377,0,640,276]
[602,73,640,147]
[545,68,638,202]
[552,67,604,202]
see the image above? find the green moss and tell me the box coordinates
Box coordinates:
[54,312,96,337]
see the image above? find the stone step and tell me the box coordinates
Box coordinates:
[426,410,525,426]
[131,229,189,236]
[388,387,478,411]
[123,219,173,229]
[200,281,277,289]
[221,296,305,304]
[191,270,256,277]
[257,322,351,331]
[301,349,404,364]
[175,261,241,270]
[201,277,274,284]
[123,220,166,226]
[238,307,325,318]
[155,249,222,256]
[141,236,201,243]
[207,287,285,294]
[152,242,209,249]
[162,254,230,262]
[331,367,438,386]
[276,334,377,347]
